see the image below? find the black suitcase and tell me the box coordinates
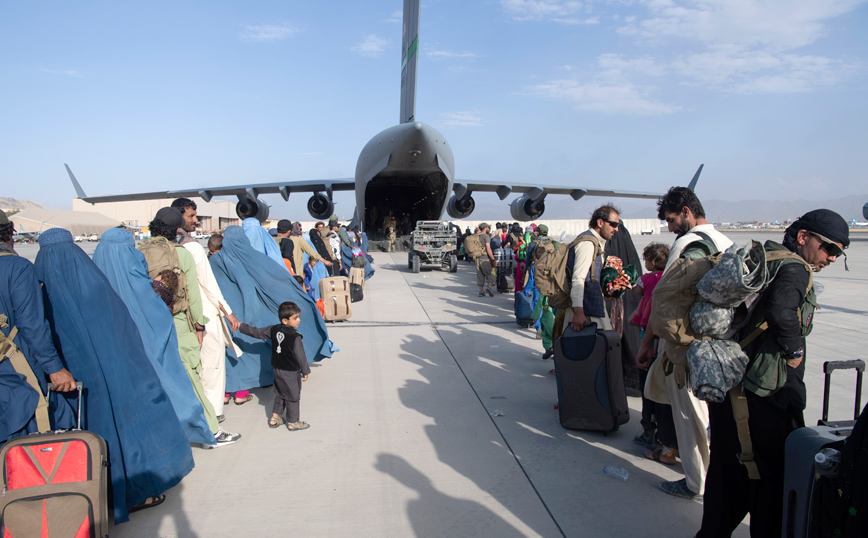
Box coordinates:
[350,282,364,302]
[0,382,109,538]
[554,324,629,433]
[782,359,864,538]
[497,273,514,293]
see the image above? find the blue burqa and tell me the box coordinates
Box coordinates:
[341,245,375,280]
[242,217,286,271]
[34,228,194,524]
[93,228,214,446]
[0,254,75,444]
[210,226,332,392]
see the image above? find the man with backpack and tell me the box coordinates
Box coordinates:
[696,210,849,538]
[140,207,241,448]
[464,223,496,297]
[565,204,622,332]
[638,187,732,500]
[172,198,243,424]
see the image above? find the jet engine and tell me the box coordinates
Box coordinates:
[307,193,335,220]
[235,197,270,223]
[509,195,545,222]
[446,194,475,219]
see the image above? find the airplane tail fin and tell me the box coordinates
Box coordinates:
[400,0,420,124]
[687,164,704,191]
[65,164,88,198]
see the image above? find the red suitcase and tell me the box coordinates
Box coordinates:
[0,382,109,538]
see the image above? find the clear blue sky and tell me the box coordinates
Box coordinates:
[2,0,866,220]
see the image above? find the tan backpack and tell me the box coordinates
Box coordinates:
[534,235,601,310]
[138,238,193,329]
[463,232,485,259]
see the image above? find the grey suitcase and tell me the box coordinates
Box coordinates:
[782,359,864,538]
[554,324,629,433]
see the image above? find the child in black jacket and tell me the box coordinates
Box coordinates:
[239,302,311,431]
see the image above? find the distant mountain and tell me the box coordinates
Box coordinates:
[0,197,45,211]
[464,194,868,224]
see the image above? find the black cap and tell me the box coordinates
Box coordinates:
[155,207,184,230]
[792,209,850,251]
[277,219,292,234]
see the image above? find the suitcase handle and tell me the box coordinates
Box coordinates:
[46,381,84,430]
[821,360,864,424]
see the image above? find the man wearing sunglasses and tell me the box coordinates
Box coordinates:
[566,203,622,333]
[697,209,849,538]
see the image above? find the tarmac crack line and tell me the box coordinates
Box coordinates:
[398,269,568,538]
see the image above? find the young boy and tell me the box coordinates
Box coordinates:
[238,302,311,431]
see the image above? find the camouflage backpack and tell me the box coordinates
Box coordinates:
[533,235,600,310]
[138,237,193,328]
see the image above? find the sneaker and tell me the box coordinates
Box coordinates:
[658,478,702,501]
[633,429,656,448]
[216,414,225,424]
[210,429,241,448]
[478,292,486,297]
[486,288,494,297]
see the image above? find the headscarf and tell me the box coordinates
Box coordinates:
[242,217,286,271]
[291,222,303,237]
[35,228,193,523]
[93,228,215,446]
[309,226,332,260]
[210,226,332,392]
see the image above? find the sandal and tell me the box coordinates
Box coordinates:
[268,416,286,429]
[129,494,166,513]
[234,394,254,405]
[224,395,231,405]
[645,446,678,465]
[286,421,310,431]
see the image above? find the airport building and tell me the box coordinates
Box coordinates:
[72,197,240,231]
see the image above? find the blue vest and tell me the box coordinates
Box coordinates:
[577,230,606,318]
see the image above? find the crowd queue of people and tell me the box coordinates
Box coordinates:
[459,187,850,538]
[0,200,372,524]
[1,187,853,535]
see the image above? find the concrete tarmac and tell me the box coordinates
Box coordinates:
[12,229,866,537]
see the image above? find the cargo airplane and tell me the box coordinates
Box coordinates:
[67,0,692,235]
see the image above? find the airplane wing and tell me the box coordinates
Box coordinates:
[452,164,703,201]
[66,165,355,204]
[451,180,662,202]
[72,178,356,204]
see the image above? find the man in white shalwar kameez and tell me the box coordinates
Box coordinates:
[172,199,243,419]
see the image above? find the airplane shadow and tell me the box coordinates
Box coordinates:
[374,453,531,538]
[392,311,748,537]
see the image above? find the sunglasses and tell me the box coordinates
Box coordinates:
[810,233,844,257]
[603,219,620,229]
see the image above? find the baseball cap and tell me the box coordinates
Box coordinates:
[154,207,184,230]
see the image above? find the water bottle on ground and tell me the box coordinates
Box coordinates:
[603,466,628,481]
[814,448,840,478]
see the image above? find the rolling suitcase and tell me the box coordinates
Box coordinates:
[349,266,365,290]
[514,292,534,328]
[497,273,514,293]
[350,283,364,303]
[319,277,352,321]
[554,324,629,433]
[782,359,864,538]
[1,382,109,538]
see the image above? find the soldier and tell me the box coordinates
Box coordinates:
[388,227,397,252]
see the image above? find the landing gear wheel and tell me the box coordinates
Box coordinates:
[412,254,421,273]
[449,254,458,273]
